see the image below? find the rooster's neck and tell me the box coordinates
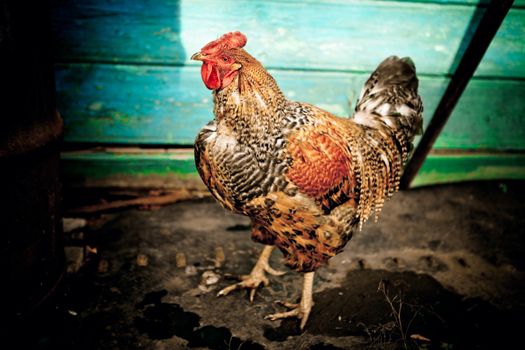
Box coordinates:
[213,65,287,144]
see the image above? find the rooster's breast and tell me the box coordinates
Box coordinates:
[194,121,289,214]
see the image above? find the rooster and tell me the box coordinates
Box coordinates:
[191,32,423,329]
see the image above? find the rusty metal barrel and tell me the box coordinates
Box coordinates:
[1,1,65,322]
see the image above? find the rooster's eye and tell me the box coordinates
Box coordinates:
[222,56,229,62]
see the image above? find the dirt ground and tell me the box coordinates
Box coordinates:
[7,181,525,349]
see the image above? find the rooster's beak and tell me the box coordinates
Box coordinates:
[191,52,206,61]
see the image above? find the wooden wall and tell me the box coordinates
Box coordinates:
[53,0,525,188]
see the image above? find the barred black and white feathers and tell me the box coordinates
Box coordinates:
[354,56,423,150]
[349,56,424,227]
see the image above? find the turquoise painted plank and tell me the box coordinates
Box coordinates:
[435,79,525,150]
[475,8,525,77]
[52,0,525,77]
[55,63,525,150]
[60,149,525,189]
[391,0,525,5]
[55,64,209,145]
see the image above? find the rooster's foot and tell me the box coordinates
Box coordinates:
[217,245,284,302]
[264,271,315,330]
[265,298,312,330]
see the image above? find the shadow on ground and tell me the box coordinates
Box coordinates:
[5,181,525,349]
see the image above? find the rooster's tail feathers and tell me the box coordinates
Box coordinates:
[353,56,423,146]
[350,56,424,229]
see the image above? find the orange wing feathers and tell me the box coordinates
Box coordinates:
[287,131,349,196]
[286,120,358,214]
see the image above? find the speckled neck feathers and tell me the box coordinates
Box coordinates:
[213,51,287,145]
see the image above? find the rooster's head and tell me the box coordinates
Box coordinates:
[191,31,248,90]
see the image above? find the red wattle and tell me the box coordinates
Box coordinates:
[201,62,221,90]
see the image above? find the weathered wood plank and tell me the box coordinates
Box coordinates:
[393,0,525,5]
[412,152,525,187]
[61,149,202,188]
[61,149,525,189]
[478,8,525,77]
[403,0,515,190]
[55,63,525,149]
[429,78,525,150]
[52,0,525,77]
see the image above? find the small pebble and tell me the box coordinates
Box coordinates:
[176,252,187,268]
[214,246,225,268]
[201,270,220,285]
[136,254,148,266]
[185,265,198,276]
[110,287,121,294]
[68,310,78,316]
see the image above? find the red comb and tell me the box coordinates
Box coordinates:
[201,31,247,54]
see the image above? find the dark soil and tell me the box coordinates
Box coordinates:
[4,181,525,349]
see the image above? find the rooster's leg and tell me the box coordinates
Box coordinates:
[217,245,285,302]
[265,271,314,330]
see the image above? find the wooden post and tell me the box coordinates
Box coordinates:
[400,0,514,189]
